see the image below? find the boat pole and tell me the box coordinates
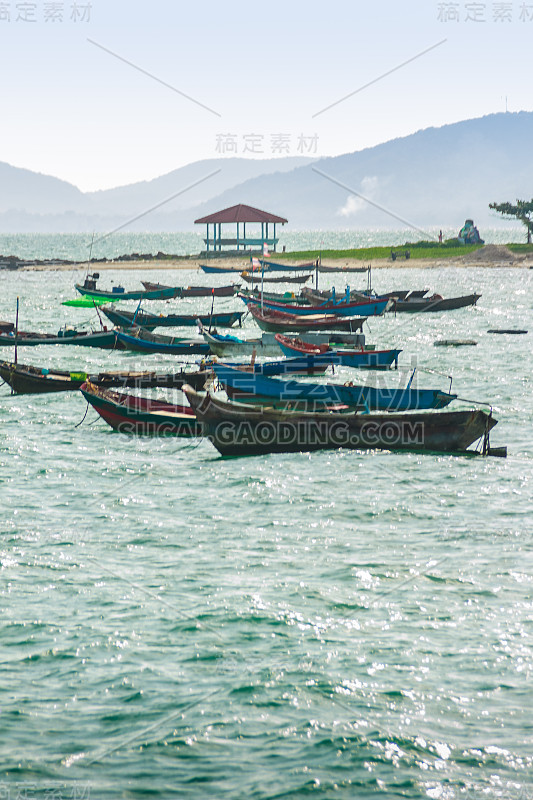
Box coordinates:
[85,231,95,281]
[208,287,215,332]
[317,241,322,290]
[14,296,19,366]
[132,298,142,326]
[93,298,106,329]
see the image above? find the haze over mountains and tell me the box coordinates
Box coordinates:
[1,112,531,233]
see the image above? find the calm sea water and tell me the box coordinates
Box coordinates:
[0,238,532,800]
[0,228,527,262]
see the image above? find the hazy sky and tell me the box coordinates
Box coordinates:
[0,0,530,191]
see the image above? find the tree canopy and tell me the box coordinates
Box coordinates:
[489,199,533,243]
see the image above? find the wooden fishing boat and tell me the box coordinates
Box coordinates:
[202,328,367,357]
[141,281,239,297]
[249,356,328,376]
[302,287,356,305]
[75,282,182,301]
[302,287,389,306]
[177,283,240,298]
[274,335,331,356]
[211,357,328,377]
[303,288,478,312]
[0,328,120,349]
[241,293,389,317]
[241,288,310,305]
[213,351,384,377]
[287,348,401,370]
[183,387,499,457]
[80,381,201,436]
[274,335,401,369]
[202,329,283,357]
[259,260,316,272]
[247,304,365,333]
[389,293,481,313]
[199,264,243,274]
[317,264,369,273]
[0,361,90,392]
[114,328,209,355]
[101,306,244,330]
[241,272,312,285]
[213,363,456,411]
[0,360,210,394]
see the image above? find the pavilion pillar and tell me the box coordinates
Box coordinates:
[244,222,246,250]
[237,222,240,251]
[273,223,276,251]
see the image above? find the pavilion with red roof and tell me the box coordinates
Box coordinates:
[195,203,287,254]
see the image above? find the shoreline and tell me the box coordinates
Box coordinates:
[19,255,533,271]
[4,243,531,271]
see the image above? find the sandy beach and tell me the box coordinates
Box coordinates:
[20,245,532,272]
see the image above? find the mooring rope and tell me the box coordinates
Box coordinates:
[74,401,90,428]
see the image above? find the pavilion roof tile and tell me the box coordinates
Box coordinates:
[195,204,287,225]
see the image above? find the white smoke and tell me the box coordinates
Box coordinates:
[338,176,379,217]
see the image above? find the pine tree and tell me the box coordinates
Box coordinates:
[489,199,533,244]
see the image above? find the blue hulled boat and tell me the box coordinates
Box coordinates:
[213,363,456,412]
[240,293,389,317]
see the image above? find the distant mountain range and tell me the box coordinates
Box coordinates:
[0,157,315,233]
[1,112,532,233]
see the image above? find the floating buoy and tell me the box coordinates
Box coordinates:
[434,339,478,346]
[487,329,528,334]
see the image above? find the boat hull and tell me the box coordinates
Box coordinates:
[215,357,328,377]
[0,360,210,394]
[242,294,389,317]
[213,364,456,411]
[203,330,367,357]
[275,336,401,369]
[101,307,243,329]
[241,273,312,284]
[75,283,182,301]
[203,331,282,357]
[259,260,316,272]
[200,264,243,274]
[115,330,209,355]
[183,388,498,457]
[0,330,120,348]
[0,361,86,392]
[80,383,201,436]
[390,294,481,312]
[141,281,238,297]
[248,305,365,333]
